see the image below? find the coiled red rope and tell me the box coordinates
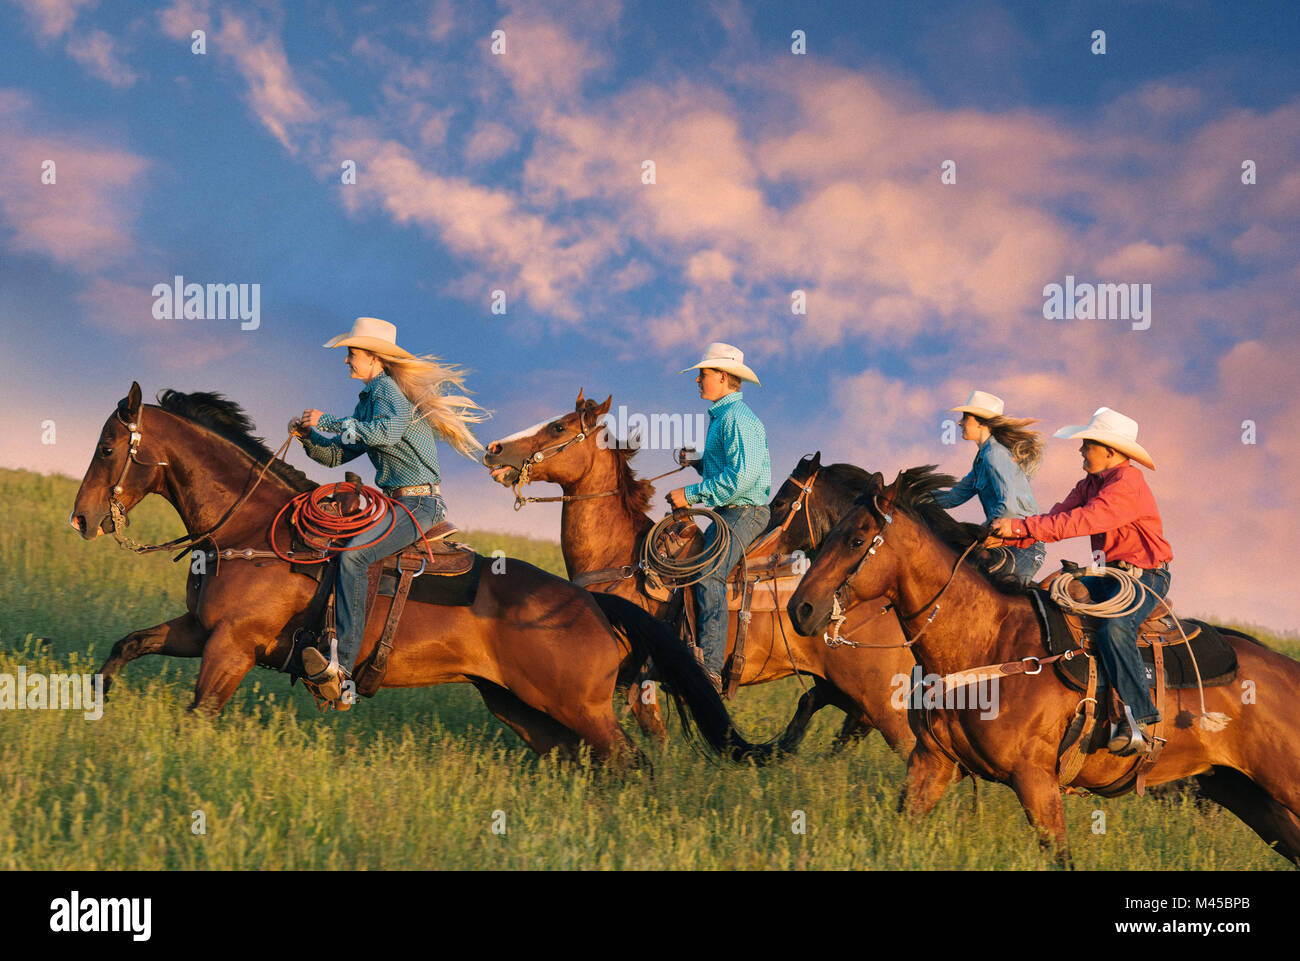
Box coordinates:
[270,481,434,564]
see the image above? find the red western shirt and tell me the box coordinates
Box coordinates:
[1000,463,1173,568]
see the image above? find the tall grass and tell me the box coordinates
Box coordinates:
[2,469,1294,870]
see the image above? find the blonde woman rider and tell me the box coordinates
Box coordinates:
[290,317,489,702]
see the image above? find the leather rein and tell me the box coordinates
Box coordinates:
[820,495,979,650]
[102,405,297,562]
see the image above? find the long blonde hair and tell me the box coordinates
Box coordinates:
[978,414,1044,477]
[378,352,491,459]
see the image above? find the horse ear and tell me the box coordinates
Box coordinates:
[121,382,142,418]
[810,451,822,470]
[596,394,612,416]
[575,387,585,409]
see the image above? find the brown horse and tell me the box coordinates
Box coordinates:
[68,382,771,766]
[788,466,1300,865]
[482,392,916,756]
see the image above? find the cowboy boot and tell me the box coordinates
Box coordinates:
[302,647,352,710]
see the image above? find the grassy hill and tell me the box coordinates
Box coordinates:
[2,468,1296,870]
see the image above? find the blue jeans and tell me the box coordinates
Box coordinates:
[1009,542,1047,585]
[1079,565,1171,724]
[694,504,771,674]
[334,494,446,671]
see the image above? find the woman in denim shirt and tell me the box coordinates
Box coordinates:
[932,390,1046,584]
[290,317,489,704]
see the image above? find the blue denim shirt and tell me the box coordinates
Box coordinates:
[933,437,1039,522]
[683,391,771,507]
[300,373,441,490]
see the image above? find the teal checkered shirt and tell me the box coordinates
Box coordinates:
[300,373,441,491]
[683,391,771,507]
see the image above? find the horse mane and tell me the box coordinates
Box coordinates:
[154,389,315,493]
[871,464,1030,596]
[822,462,877,495]
[616,448,655,526]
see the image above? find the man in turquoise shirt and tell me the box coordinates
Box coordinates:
[669,343,772,690]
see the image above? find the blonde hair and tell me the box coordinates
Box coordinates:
[376,352,491,459]
[976,414,1045,477]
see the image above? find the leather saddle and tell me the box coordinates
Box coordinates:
[1033,568,1237,692]
[290,475,480,702]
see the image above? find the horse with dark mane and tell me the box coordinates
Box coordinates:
[69,382,772,766]
[483,392,917,756]
[789,465,1300,865]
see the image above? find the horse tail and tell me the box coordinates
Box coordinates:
[589,591,775,764]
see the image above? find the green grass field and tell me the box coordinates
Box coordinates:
[2,467,1296,870]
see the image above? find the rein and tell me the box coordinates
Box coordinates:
[822,496,979,650]
[105,407,293,557]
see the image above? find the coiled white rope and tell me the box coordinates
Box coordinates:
[1049,566,1228,732]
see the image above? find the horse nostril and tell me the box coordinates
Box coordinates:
[796,601,812,623]
[487,442,501,455]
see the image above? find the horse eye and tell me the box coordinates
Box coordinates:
[552,423,566,433]
[850,536,864,549]
[100,446,114,457]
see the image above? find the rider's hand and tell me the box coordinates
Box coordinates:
[667,487,689,509]
[288,416,307,438]
[301,409,324,429]
[990,517,1019,539]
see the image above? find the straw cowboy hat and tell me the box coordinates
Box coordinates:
[323,317,414,360]
[1054,406,1155,470]
[950,390,1037,427]
[680,342,760,385]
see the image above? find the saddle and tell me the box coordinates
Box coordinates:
[289,475,482,703]
[1031,564,1237,797]
[1032,568,1237,693]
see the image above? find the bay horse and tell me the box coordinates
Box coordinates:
[67,382,772,766]
[482,391,916,756]
[788,466,1300,865]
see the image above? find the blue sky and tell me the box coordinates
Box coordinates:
[2,0,1298,626]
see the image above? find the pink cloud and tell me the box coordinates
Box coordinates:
[0,95,148,269]
[65,28,138,87]
[11,0,95,40]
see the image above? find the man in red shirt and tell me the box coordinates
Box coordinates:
[992,407,1171,756]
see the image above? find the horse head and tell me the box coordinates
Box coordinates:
[482,388,613,488]
[70,382,169,539]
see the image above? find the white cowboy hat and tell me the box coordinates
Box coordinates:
[322,317,414,360]
[1053,406,1155,470]
[950,390,1004,420]
[679,342,760,385]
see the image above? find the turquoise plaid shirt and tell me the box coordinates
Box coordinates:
[300,373,441,491]
[932,436,1038,521]
[683,391,771,507]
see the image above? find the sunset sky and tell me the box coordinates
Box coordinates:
[2,0,1297,628]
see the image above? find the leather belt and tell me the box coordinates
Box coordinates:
[386,483,441,498]
[1107,559,1169,574]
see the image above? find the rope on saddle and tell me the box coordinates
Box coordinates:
[1048,566,1229,733]
[641,506,731,589]
[269,481,435,565]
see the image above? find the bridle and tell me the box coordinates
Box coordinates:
[820,494,979,649]
[502,407,687,510]
[103,406,174,552]
[99,404,293,557]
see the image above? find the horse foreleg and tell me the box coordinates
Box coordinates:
[188,623,258,717]
[98,613,209,695]
[1009,765,1071,867]
[899,735,958,818]
[627,662,668,744]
